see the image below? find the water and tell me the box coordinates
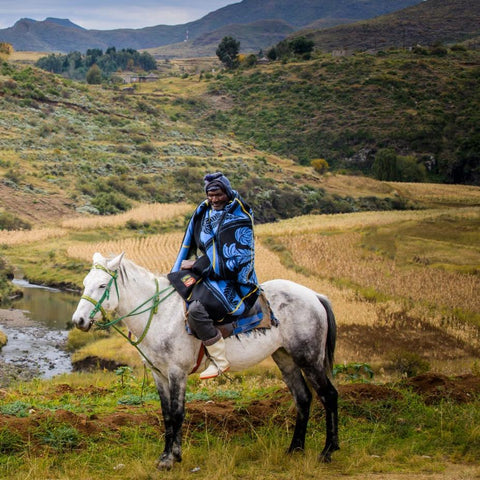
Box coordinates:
[10,279,79,330]
[0,279,80,378]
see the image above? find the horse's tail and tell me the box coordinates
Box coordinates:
[316,293,336,377]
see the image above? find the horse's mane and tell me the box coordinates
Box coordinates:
[118,256,167,284]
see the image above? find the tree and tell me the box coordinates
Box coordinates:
[86,64,102,84]
[266,47,277,61]
[372,148,399,181]
[216,36,240,69]
[397,155,426,182]
[289,36,315,56]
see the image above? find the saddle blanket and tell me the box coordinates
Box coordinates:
[186,292,278,339]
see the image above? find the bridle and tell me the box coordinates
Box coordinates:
[81,263,175,345]
[81,264,119,325]
[79,262,178,376]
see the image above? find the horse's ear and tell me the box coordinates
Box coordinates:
[92,252,105,265]
[107,252,125,271]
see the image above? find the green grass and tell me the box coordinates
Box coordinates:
[0,370,478,479]
[362,213,480,274]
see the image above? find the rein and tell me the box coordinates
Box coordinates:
[81,264,176,372]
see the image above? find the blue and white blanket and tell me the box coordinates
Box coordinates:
[170,194,260,321]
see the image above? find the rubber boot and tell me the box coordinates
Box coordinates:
[199,337,230,380]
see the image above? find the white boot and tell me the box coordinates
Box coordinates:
[200,337,230,380]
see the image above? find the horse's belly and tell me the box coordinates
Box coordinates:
[225,328,281,371]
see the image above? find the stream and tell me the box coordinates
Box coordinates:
[0,279,80,380]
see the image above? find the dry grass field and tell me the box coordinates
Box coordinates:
[61,202,193,231]
[57,198,480,377]
[1,178,478,376]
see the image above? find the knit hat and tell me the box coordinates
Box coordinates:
[204,172,234,199]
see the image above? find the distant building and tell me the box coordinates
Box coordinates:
[257,56,270,64]
[117,72,160,83]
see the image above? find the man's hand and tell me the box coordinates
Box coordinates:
[180,259,195,270]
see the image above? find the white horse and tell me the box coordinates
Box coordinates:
[72,252,339,470]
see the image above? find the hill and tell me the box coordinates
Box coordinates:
[0,0,422,54]
[297,0,480,52]
[147,20,295,59]
[0,60,416,227]
[172,47,480,185]
[0,45,479,233]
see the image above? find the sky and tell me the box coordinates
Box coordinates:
[0,1,236,30]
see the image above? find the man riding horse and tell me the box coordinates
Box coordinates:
[169,172,260,379]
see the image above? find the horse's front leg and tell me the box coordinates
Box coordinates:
[153,369,187,470]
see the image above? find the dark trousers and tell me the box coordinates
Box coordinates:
[187,301,221,345]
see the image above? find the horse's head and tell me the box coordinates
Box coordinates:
[72,252,124,331]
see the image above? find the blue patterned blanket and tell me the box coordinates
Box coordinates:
[170,194,260,321]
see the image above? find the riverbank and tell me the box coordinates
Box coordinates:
[0,307,72,387]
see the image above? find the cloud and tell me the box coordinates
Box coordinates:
[0,1,233,30]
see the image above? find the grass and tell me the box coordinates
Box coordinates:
[0,197,479,478]
[0,369,478,479]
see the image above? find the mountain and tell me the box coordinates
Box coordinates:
[148,20,296,58]
[0,0,423,54]
[44,18,85,30]
[296,0,480,51]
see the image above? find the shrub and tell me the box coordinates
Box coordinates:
[91,192,131,215]
[311,158,329,174]
[0,211,31,230]
[0,428,24,454]
[372,148,400,181]
[39,424,81,452]
[389,350,430,377]
[397,155,427,182]
[86,64,102,84]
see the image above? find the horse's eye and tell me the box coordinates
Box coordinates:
[99,284,107,289]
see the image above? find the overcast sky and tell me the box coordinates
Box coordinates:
[0,1,237,30]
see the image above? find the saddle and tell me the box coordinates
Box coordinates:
[216,292,279,338]
[185,292,279,339]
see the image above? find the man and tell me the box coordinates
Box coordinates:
[169,172,260,379]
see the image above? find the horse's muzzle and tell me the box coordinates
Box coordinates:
[72,312,93,332]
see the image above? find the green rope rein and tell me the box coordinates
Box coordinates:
[81,264,176,374]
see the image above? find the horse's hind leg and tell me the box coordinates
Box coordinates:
[272,348,312,452]
[302,365,339,462]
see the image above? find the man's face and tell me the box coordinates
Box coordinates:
[207,188,229,210]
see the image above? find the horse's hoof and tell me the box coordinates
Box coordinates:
[319,443,339,463]
[319,453,332,463]
[157,455,174,470]
[157,460,173,470]
[286,445,305,455]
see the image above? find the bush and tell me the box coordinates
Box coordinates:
[372,148,399,181]
[0,428,24,454]
[397,155,427,182]
[38,424,82,452]
[389,350,430,377]
[0,211,31,230]
[86,64,102,84]
[311,158,329,174]
[91,192,131,215]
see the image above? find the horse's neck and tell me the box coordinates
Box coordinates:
[116,260,173,325]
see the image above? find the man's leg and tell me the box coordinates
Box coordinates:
[187,301,230,379]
